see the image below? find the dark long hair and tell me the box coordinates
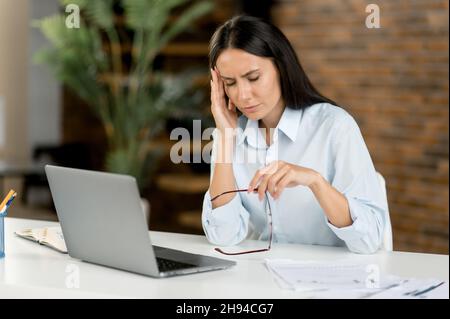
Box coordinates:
[209,15,337,110]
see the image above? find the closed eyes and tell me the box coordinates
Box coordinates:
[225,77,259,87]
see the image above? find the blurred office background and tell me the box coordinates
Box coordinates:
[0,0,448,254]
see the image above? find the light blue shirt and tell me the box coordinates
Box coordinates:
[202,103,388,254]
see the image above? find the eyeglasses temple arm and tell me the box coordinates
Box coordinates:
[210,188,259,202]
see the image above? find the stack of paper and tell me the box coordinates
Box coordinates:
[265,259,448,299]
[362,279,448,299]
[15,226,67,253]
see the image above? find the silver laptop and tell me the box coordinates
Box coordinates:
[45,165,235,278]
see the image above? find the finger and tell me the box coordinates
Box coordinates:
[210,71,217,101]
[214,68,225,100]
[274,172,294,199]
[248,169,265,193]
[228,99,236,112]
[210,78,214,94]
[228,98,234,111]
[257,174,271,201]
[267,165,290,196]
[248,162,278,192]
[212,69,220,96]
[210,88,220,115]
[265,161,282,175]
[211,71,224,109]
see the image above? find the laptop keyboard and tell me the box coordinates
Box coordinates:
[156,257,196,272]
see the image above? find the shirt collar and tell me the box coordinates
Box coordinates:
[236,107,302,146]
[236,117,264,148]
[277,107,302,142]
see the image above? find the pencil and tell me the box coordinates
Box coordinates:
[0,189,17,214]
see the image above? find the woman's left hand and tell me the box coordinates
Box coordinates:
[247,161,320,200]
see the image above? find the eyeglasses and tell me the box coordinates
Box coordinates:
[210,189,273,255]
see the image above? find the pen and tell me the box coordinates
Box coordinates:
[0,189,17,215]
[412,281,445,297]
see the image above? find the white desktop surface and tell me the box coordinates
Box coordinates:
[1,217,448,299]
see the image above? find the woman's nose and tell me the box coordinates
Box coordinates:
[237,83,252,102]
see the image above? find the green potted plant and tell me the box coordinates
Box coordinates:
[33,0,213,197]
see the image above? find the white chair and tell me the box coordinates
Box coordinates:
[376,172,393,251]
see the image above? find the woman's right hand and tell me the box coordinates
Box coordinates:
[210,67,238,132]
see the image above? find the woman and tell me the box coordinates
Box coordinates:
[202,15,388,254]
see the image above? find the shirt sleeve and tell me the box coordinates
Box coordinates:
[201,129,251,246]
[326,113,389,254]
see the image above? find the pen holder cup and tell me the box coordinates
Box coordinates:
[0,212,6,258]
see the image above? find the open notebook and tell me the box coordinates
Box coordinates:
[15,226,67,253]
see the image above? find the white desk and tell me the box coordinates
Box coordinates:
[1,217,448,299]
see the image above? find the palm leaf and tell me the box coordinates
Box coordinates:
[84,0,115,29]
[32,15,68,49]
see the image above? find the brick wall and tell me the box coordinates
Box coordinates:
[272,0,449,253]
